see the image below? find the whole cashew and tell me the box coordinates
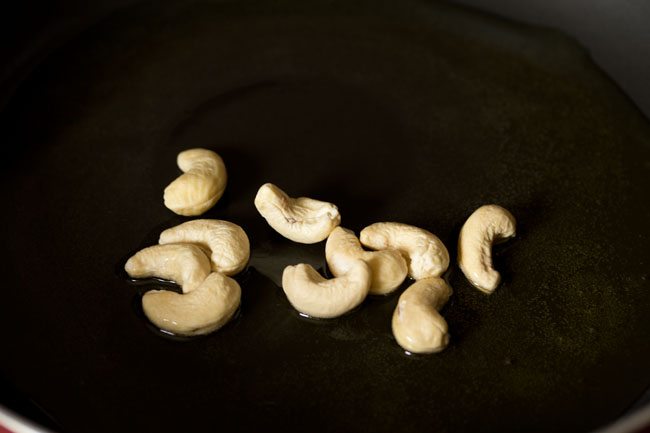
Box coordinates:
[124,243,211,293]
[163,148,227,216]
[325,227,407,295]
[359,222,449,280]
[143,272,241,336]
[254,183,341,244]
[158,219,250,276]
[392,277,452,354]
[281,259,370,318]
[458,204,516,294]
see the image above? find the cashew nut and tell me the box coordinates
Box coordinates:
[281,259,370,318]
[163,148,227,216]
[359,222,449,280]
[142,272,241,336]
[392,277,452,354]
[158,219,250,276]
[254,183,341,244]
[458,204,516,294]
[325,227,407,295]
[124,243,211,293]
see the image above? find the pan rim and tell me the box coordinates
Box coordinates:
[0,405,53,433]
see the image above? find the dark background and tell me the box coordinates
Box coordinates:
[2,0,650,117]
[0,0,649,431]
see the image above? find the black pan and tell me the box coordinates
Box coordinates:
[1,1,649,432]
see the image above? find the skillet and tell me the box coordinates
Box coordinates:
[1,1,649,432]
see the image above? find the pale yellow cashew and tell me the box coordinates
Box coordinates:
[254,183,341,244]
[124,243,211,293]
[143,272,241,336]
[458,204,516,294]
[281,260,370,319]
[360,222,449,279]
[158,219,250,276]
[163,148,227,216]
[325,227,407,295]
[392,277,452,354]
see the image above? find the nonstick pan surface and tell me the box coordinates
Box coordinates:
[1,1,649,432]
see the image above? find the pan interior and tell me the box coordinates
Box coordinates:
[0,1,649,432]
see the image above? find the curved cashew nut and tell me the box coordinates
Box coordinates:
[281,260,370,318]
[158,219,250,276]
[142,272,241,336]
[163,148,227,216]
[458,204,516,294]
[254,183,341,244]
[124,243,211,293]
[392,277,452,354]
[360,222,449,280]
[325,227,407,295]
